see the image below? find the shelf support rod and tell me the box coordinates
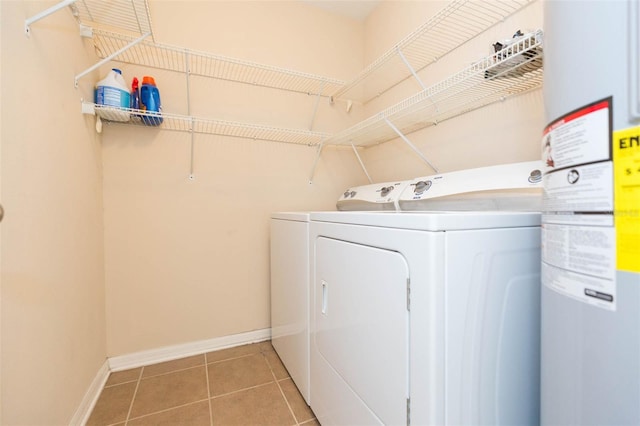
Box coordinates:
[384,118,438,173]
[185,51,192,116]
[351,143,373,183]
[189,118,196,180]
[397,48,426,91]
[309,80,326,130]
[308,143,324,184]
[25,0,77,37]
[74,32,151,87]
[185,51,196,180]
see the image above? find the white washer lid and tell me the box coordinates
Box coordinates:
[271,212,311,221]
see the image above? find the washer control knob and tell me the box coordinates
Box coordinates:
[380,186,394,197]
[343,190,351,198]
[414,180,432,195]
[349,191,356,198]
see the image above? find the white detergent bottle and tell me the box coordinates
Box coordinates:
[95,68,131,122]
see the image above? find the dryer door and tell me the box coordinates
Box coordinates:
[312,236,410,425]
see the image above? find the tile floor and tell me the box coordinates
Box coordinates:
[87,341,317,426]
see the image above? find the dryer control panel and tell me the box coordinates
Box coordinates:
[399,161,544,211]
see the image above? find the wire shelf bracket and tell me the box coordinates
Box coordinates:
[351,143,373,183]
[24,0,77,37]
[75,31,151,87]
[25,0,154,39]
[397,48,427,91]
[384,118,438,173]
[308,144,324,185]
[309,80,326,130]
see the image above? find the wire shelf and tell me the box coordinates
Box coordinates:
[87,103,329,146]
[71,0,154,39]
[332,0,536,103]
[90,29,344,97]
[28,0,543,152]
[323,30,543,148]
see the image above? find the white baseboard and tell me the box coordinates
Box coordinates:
[69,360,110,426]
[108,328,272,372]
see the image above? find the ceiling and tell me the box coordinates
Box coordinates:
[301,0,381,21]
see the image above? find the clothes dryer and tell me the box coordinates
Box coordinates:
[309,161,544,426]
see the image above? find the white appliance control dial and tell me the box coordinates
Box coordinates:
[379,186,394,197]
[336,180,411,211]
[413,180,432,195]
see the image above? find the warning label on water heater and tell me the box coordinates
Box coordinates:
[613,126,640,273]
[541,97,616,311]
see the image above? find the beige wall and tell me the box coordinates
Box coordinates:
[102,0,366,356]
[1,1,107,424]
[360,0,544,181]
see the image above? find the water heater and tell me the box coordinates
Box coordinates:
[542,0,640,424]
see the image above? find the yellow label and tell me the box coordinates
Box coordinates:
[613,126,640,273]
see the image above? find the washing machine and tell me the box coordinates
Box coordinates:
[270,212,312,403]
[309,161,544,426]
[270,180,409,405]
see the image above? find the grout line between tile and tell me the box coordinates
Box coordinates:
[125,398,210,424]
[265,352,299,425]
[209,380,275,400]
[124,366,144,425]
[204,352,214,426]
[140,363,206,380]
[104,378,138,388]
[206,352,258,365]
